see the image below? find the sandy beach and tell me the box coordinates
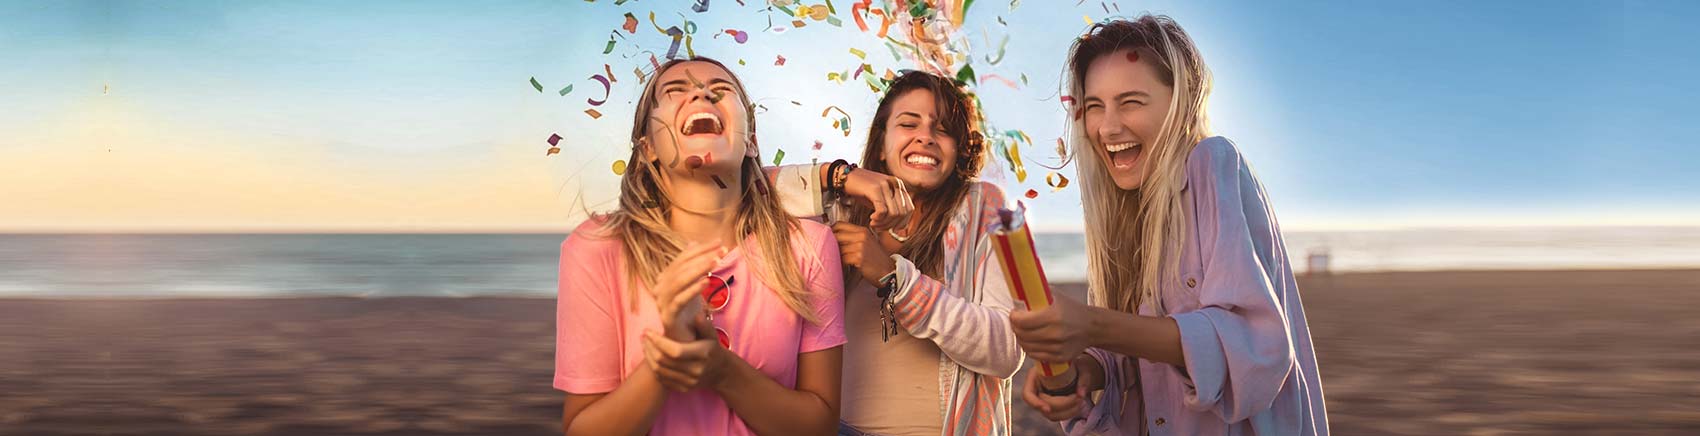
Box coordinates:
[3,269,1698,435]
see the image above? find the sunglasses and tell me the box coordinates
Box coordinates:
[702,272,735,348]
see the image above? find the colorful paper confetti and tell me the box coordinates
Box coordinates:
[585,108,603,119]
[529,77,543,92]
[612,159,628,175]
[773,149,786,165]
[1024,189,1038,199]
[1046,172,1070,191]
[547,133,563,146]
[588,74,611,106]
[558,84,573,96]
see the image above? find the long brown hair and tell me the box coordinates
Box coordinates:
[848,71,987,281]
[1067,15,1213,314]
[598,56,818,323]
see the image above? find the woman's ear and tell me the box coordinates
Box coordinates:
[744,133,759,158]
[635,136,660,163]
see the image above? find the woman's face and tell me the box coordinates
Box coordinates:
[643,61,751,174]
[878,89,959,192]
[1081,48,1173,190]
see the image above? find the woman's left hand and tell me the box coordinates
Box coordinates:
[831,222,897,284]
[641,316,731,392]
[1008,293,1095,364]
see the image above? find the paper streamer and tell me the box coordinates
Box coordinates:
[1046,172,1070,191]
[822,105,851,137]
[588,75,611,106]
[529,77,543,92]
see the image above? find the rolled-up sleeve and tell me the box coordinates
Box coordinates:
[1170,141,1297,422]
[1062,348,1134,435]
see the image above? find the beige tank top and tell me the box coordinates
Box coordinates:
[839,281,943,436]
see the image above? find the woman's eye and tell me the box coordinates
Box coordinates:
[1122,99,1144,107]
[900,123,918,129]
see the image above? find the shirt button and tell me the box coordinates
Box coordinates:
[1185,278,1197,288]
[1155,417,1166,426]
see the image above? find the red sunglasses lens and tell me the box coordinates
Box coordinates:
[702,275,731,310]
[715,327,731,348]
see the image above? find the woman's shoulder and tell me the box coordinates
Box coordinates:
[791,218,835,251]
[562,215,622,257]
[1186,136,1250,186]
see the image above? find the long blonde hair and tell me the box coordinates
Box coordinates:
[1066,15,1213,314]
[597,57,818,323]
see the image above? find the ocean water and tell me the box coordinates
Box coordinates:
[2,227,1696,297]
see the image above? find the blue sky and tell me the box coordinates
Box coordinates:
[2,0,1696,232]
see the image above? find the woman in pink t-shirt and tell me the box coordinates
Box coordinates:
[554,57,847,436]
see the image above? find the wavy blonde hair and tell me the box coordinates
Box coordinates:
[1066,15,1213,314]
[597,57,818,323]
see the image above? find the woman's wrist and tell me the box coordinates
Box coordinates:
[1073,354,1106,393]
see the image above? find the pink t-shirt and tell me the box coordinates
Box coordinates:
[553,217,846,435]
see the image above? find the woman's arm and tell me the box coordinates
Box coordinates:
[765,164,912,230]
[1085,307,1185,367]
[714,347,843,436]
[887,253,1025,378]
[560,367,669,436]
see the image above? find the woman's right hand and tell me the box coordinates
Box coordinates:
[1021,366,1088,422]
[839,167,913,232]
[651,242,725,341]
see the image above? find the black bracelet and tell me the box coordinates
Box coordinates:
[824,159,849,194]
[1040,368,1081,397]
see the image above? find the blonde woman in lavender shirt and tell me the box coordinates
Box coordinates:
[1008,15,1329,436]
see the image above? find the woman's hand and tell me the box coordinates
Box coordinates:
[1021,366,1088,422]
[831,222,897,284]
[1008,293,1095,364]
[651,242,724,341]
[641,317,731,393]
[839,168,913,232]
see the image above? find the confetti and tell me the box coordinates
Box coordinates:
[588,74,611,106]
[612,159,628,175]
[1046,172,1070,191]
[821,105,851,136]
[723,29,749,43]
[774,55,787,66]
[773,149,786,165]
[623,13,639,33]
[692,0,710,13]
[1083,14,1093,26]
[849,47,866,59]
[585,108,603,119]
[605,64,617,83]
[547,133,563,146]
[985,34,1009,65]
[711,174,729,189]
[1024,189,1038,199]
[633,67,647,83]
[979,74,1019,90]
[558,84,573,96]
[547,147,561,156]
[812,140,824,150]
[529,77,543,92]
[603,35,617,54]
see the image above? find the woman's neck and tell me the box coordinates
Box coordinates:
[663,167,744,248]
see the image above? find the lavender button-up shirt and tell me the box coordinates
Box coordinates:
[1064,137,1329,436]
